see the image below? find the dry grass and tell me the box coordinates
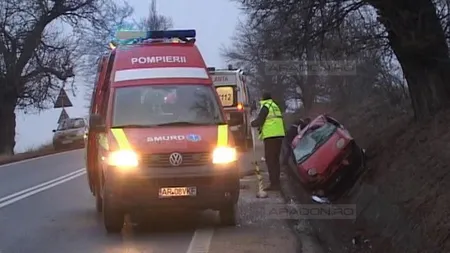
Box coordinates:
[0,142,79,166]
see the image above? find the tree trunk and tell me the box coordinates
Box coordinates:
[369,0,450,120]
[0,91,18,156]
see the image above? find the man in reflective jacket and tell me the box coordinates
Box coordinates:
[251,92,285,190]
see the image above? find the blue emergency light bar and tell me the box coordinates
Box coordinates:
[114,29,196,46]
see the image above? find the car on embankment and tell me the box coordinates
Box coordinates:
[289,114,366,198]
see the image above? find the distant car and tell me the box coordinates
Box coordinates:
[52,118,87,150]
[289,115,365,196]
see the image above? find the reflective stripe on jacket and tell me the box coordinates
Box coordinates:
[259,99,285,139]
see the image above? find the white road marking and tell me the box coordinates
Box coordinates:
[0,168,85,203]
[0,168,86,209]
[186,228,214,253]
[0,149,82,168]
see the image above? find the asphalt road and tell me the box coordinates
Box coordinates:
[0,148,300,253]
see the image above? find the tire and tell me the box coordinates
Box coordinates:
[102,182,124,233]
[219,203,237,226]
[239,139,248,152]
[53,142,61,151]
[95,181,102,213]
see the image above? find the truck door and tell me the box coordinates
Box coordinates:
[86,52,115,193]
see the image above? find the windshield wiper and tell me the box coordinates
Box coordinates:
[111,124,154,128]
[155,121,208,126]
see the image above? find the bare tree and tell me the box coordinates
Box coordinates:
[237,0,450,121]
[0,0,131,155]
[82,0,172,106]
[137,0,173,30]
[225,0,410,116]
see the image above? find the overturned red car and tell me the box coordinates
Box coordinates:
[289,115,365,197]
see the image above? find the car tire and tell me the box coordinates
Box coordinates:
[53,142,61,151]
[102,181,124,233]
[219,203,237,226]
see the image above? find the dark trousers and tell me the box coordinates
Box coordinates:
[263,137,283,186]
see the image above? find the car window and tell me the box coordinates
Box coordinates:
[57,120,68,131]
[111,84,224,127]
[57,119,85,131]
[293,123,337,163]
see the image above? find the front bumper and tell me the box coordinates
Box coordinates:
[54,136,84,147]
[300,147,365,193]
[104,162,240,211]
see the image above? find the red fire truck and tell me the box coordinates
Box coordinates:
[208,67,253,150]
[85,30,240,233]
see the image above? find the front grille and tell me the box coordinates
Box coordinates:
[141,152,211,167]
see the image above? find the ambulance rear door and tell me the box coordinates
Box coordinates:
[211,72,238,114]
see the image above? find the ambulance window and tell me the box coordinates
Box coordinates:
[111,84,224,127]
[215,86,235,107]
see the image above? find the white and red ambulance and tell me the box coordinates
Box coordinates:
[208,66,253,150]
[86,30,240,233]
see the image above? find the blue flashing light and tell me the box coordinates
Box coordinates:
[114,29,196,46]
[146,29,196,39]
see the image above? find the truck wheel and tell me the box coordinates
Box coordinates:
[246,137,253,149]
[102,178,124,233]
[240,139,249,151]
[95,182,102,213]
[103,194,124,233]
[219,203,237,226]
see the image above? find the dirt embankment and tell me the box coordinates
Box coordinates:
[284,99,450,253]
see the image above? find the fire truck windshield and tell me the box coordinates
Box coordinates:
[111,84,225,127]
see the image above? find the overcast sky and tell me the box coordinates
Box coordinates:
[14,0,242,152]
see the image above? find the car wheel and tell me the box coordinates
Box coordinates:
[53,142,61,150]
[219,203,237,226]
[102,181,124,233]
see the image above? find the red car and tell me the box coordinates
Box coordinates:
[290,115,365,197]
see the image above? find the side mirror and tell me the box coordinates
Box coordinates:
[52,129,56,133]
[89,114,106,132]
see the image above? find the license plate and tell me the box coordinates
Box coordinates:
[158,187,197,198]
[62,140,73,144]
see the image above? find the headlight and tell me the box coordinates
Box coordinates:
[212,147,237,164]
[336,138,345,149]
[107,150,138,167]
[308,168,317,176]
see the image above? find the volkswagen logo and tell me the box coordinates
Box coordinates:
[169,152,183,166]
